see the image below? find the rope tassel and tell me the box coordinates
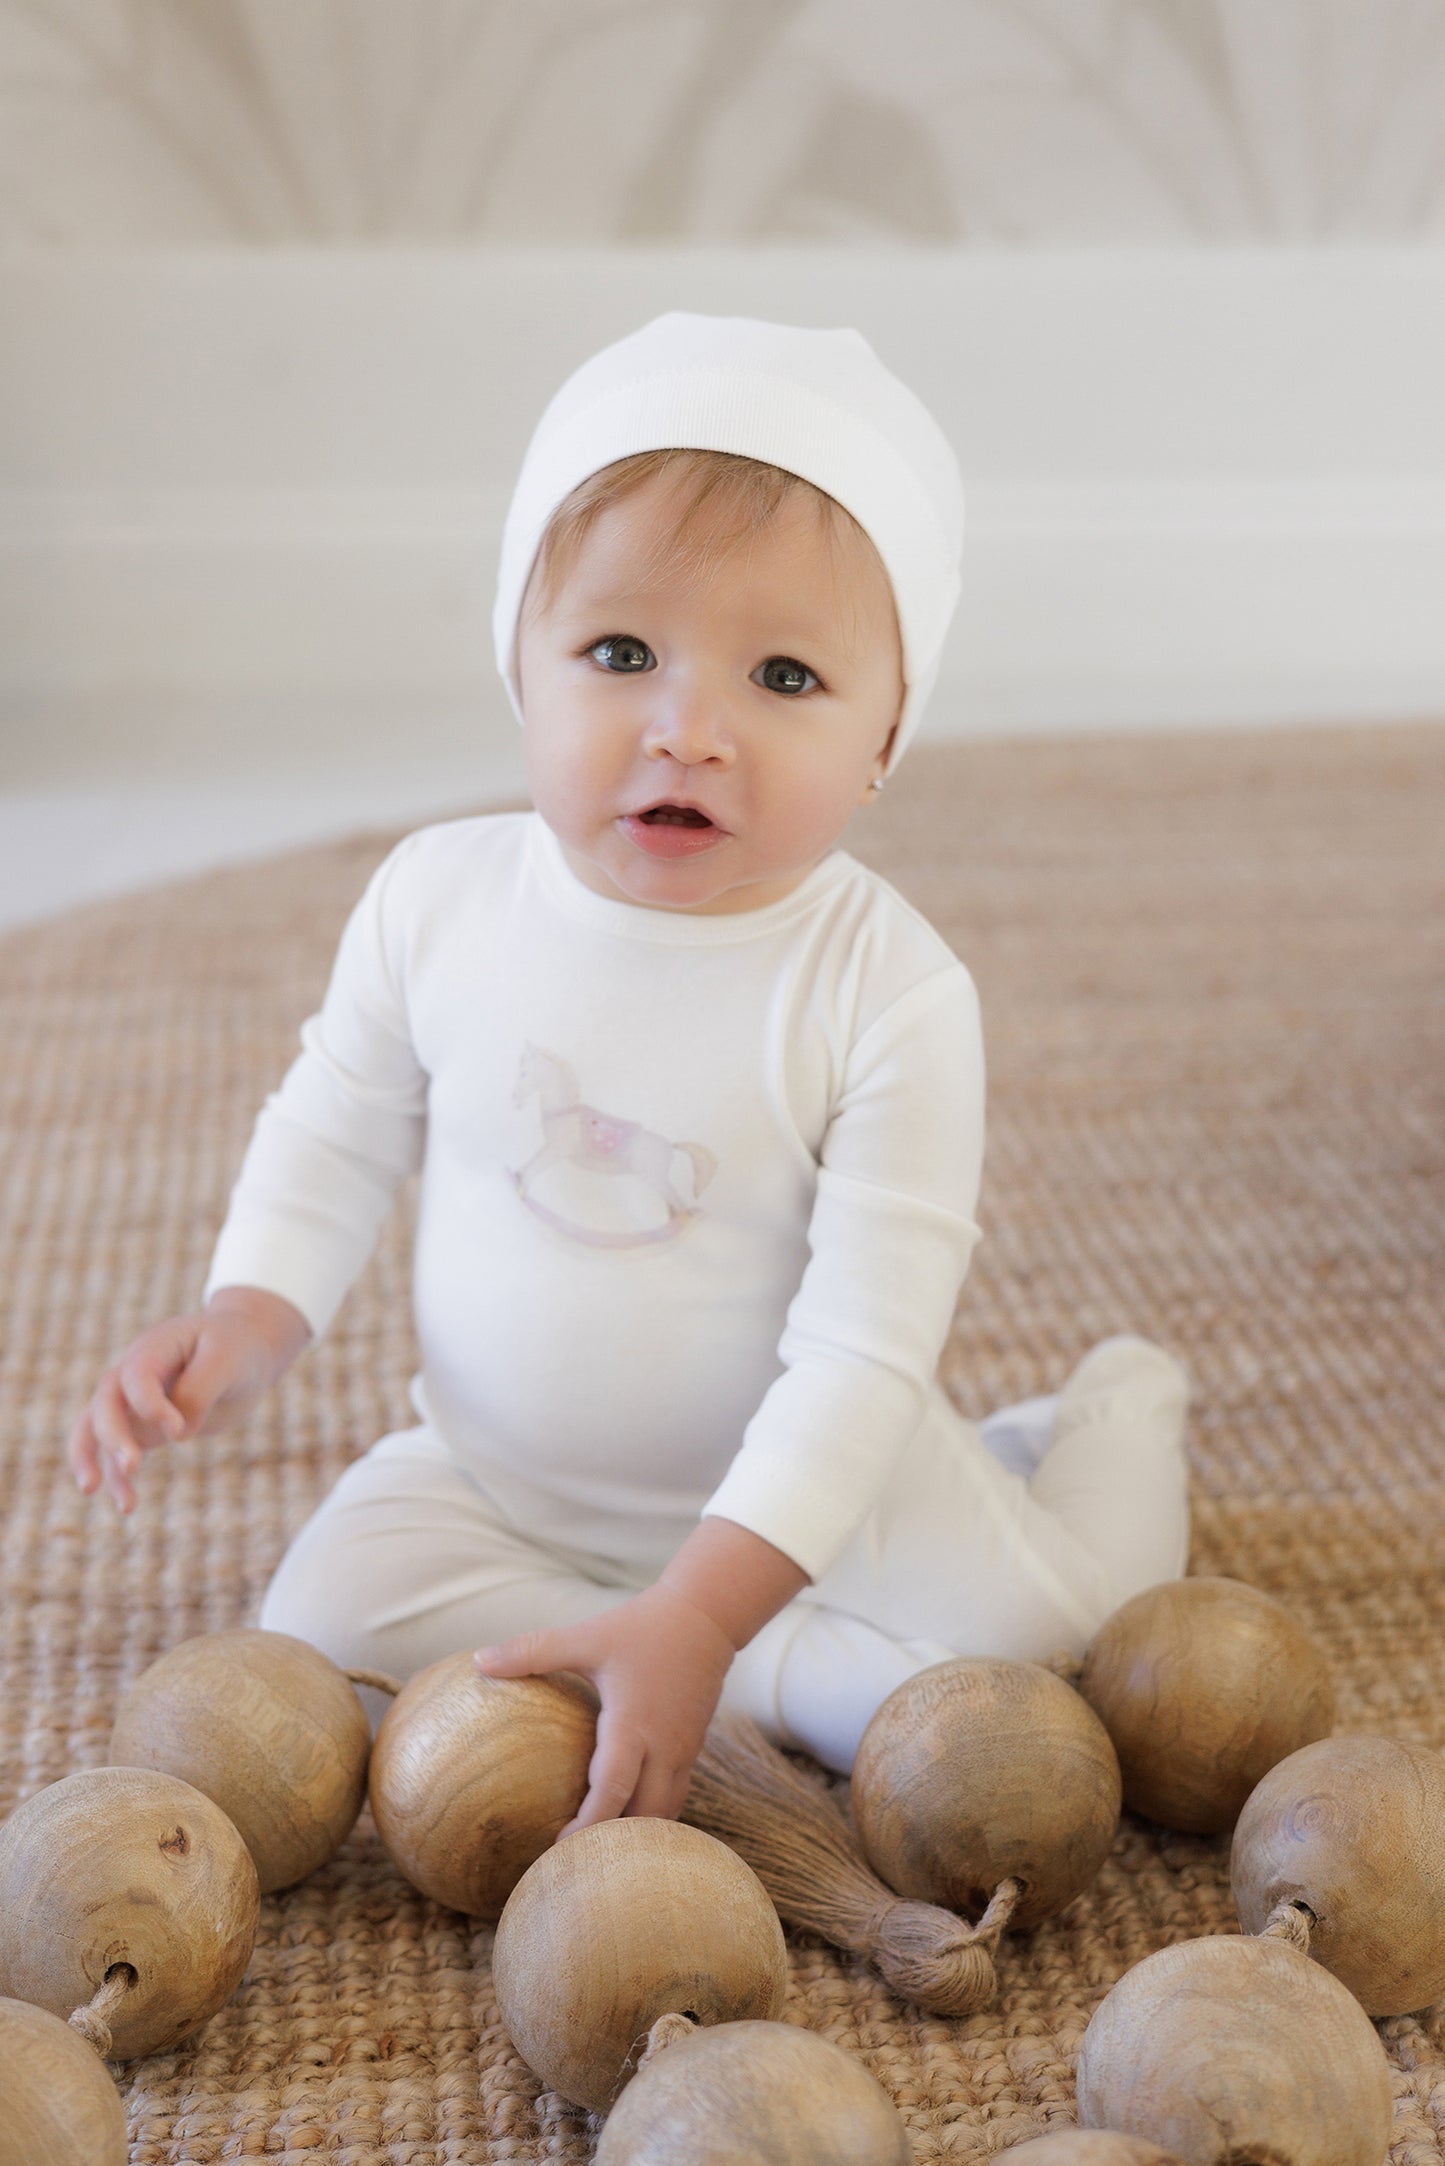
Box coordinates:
[681,1712,1019,2016]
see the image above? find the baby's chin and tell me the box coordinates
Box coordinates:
[559,825,824,917]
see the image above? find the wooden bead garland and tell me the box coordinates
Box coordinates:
[0,1597,1430,2159]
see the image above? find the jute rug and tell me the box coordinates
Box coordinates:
[1,720,1442,2163]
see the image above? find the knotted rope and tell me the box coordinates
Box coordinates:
[637,2011,699,2071]
[1259,1898,1316,1953]
[68,1963,136,2058]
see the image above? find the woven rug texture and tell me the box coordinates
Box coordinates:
[1,721,1442,2162]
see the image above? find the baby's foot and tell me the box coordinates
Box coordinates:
[1052,1333,1190,1447]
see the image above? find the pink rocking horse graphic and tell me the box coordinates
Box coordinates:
[508,1043,718,1248]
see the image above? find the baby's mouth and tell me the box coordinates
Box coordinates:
[637,805,714,828]
[622,802,727,856]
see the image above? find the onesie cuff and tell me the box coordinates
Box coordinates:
[700,1463,865,1585]
[202,1223,347,1342]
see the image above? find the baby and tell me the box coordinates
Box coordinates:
[69,312,1191,1833]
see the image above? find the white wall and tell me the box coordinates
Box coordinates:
[4,244,1445,786]
[5,0,1445,245]
[4,1,1445,809]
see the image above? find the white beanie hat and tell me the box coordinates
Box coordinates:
[491,311,964,780]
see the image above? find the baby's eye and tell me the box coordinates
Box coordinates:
[756,655,820,697]
[587,634,653,673]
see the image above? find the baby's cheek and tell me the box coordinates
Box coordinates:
[776,770,864,850]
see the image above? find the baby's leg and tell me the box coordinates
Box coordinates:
[720,1336,1190,1773]
[1023,1334,1191,1605]
[257,1423,642,1728]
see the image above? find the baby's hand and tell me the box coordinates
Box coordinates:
[472,1584,737,1830]
[68,1286,311,1515]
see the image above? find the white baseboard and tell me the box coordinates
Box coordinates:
[5,246,1445,762]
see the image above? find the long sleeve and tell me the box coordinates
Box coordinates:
[701,964,985,1581]
[202,841,429,1337]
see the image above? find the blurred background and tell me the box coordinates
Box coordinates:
[3,0,1444,926]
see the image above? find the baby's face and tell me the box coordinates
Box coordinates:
[515,467,905,914]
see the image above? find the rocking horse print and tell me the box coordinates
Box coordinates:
[508,1042,718,1249]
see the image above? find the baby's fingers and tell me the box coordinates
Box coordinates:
[168,1320,270,1436]
[473,1625,587,1681]
[66,1407,103,1495]
[562,1712,645,1835]
[87,1375,146,1513]
[621,1750,694,1824]
[117,1348,188,1442]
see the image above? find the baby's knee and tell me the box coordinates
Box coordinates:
[256,1547,395,1674]
[254,1456,440,1679]
[257,1564,407,1734]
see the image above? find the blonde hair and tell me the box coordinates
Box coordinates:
[518,446,893,662]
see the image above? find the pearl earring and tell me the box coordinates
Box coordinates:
[868,776,886,793]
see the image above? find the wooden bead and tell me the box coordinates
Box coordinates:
[851,1658,1121,1929]
[0,1996,128,2165]
[998,2138,1184,2164]
[493,1817,787,2113]
[1078,1576,1334,1833]
[1076,1933,1393,2165]
[1231,1731,1445,2017]
[594,2018,912,2164]
[0,1766,259,2060]
[109,1627,372,1893]
[368,1654,595,1916]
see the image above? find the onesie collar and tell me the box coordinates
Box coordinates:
[527,811,852,944]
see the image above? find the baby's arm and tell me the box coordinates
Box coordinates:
[700,963,985,1579]
[473,1517,808,1829]
[72,837,429,1514]
[68,1285,311,1514]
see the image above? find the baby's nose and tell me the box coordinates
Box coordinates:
[645,690,734,764]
